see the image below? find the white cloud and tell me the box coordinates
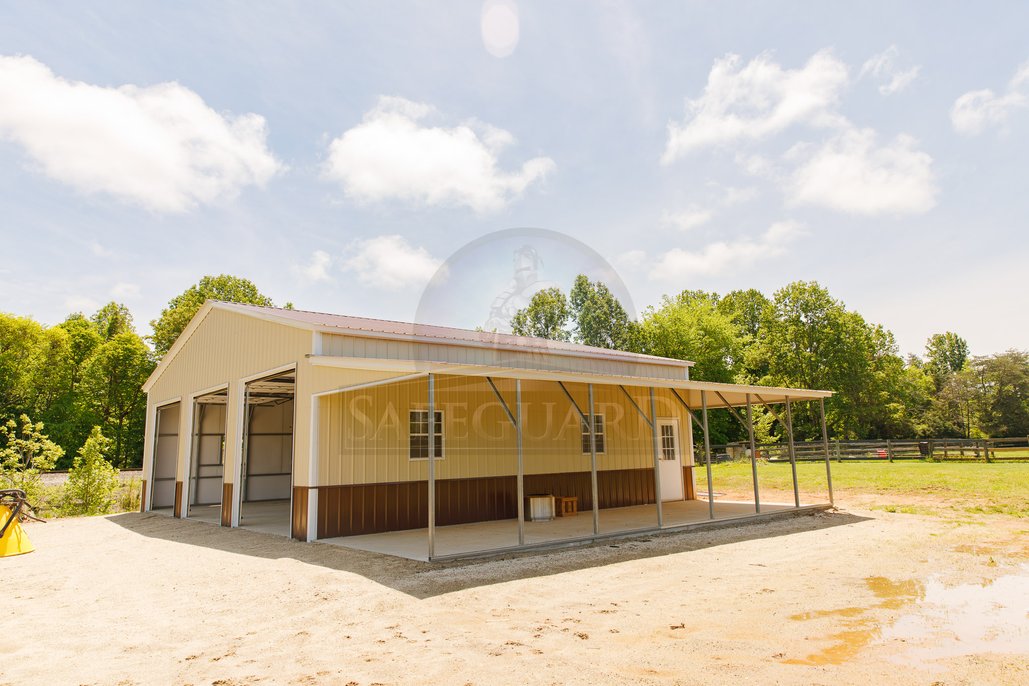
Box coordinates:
[661,186,757,234]
[340,235,443,290]
[717,185,759,206]
[787,128,936,215]
[64,295,99,313]
[951,62,1029,135]
[733,152,779,179]
[90,241,113,258]
[860,46,920,95]
[324,96,555,212]
[294,249,333,283]
[615,249,647,270]
[0,55,281,212]
[662,50,849,162]
[110,282,141,299]
[661,205,713,232]
[652,221,804,280]
[663,49,936,218]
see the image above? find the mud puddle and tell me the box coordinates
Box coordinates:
[784,565,1029,668]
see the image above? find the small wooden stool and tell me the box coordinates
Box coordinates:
[554,496,578,517]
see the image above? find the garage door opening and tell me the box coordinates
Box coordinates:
[187,388,228,525]
[150,402,180,515]
[239,371,295,536]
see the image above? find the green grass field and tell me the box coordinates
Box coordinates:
[708,461,1029,518]
[985,448,1029,458]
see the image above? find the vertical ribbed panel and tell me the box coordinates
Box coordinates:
[315,468,657,538]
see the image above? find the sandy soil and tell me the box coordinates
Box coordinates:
[1,498,1027,685]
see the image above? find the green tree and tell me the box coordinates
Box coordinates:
[23,316,105,467]
[57,315,102,386]
[0,312,45,414]
[891,358,936,438]
[924,332,970,390]
[1,313,104,467]
[923,367,978,438]
[80,333,155,467]
[91,302,135,340]
[27,326,73,416]
[718,288,770,340]
[25,326,81,465]
[637,291,742,444]
[970,350,1029,437]
[511,288,571,340]
[149,274,274,356]
[638,290,740,383]
[569,275,633,349]
[758,281,907,439]
[716,288,772,382]
[863,329,919,439]
[64,426,120,516]
[0,414,63,503]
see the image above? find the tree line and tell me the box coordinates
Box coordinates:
[0,275,278,472]
[512,276,1029,444]
[2,273,1027,471]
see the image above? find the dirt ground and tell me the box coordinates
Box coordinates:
[2,497,1027,686]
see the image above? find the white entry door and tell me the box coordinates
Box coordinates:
[657,419,684,501]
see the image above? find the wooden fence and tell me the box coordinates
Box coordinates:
[706,436,1029,463]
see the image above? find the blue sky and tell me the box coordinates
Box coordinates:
[1,1,1027,357]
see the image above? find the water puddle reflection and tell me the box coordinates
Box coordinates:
[783,576,924,666]
[880,565,1029,667]
[784,565,1029,668]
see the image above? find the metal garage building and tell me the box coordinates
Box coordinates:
[141,300,834,560]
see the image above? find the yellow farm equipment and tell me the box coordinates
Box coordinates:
[1,489,44,557]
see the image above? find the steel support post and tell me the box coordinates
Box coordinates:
[819,398,835,506]
[649,387,664,528]
[427,373,436,559]
[516,379,525,545]
[785,396,799,508]
[747,393,760,514]
[701,390,714,520]
[588,384,600,535]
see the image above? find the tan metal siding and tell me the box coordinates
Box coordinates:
[318,333,687,381]
[148,309,310,405]
[147,308,310,487]
[316,377,692,487]
[293,365,426,488]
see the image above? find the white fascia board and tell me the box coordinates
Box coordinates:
[306,355,832,405]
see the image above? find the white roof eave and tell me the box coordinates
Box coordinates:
[306,354,832,406]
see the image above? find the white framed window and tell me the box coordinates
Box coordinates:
[580,414,605,454]
[409,409,444,460]
[659,420,679,461]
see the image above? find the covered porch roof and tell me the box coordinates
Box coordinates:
[304,352,836,560]
[306,354,832,407]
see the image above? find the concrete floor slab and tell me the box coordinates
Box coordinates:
[187,503,221,525]
[321,499,803,561]
[240,499,290,537]
[149,500,290,536]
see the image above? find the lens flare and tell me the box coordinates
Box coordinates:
[481,0,520,58]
